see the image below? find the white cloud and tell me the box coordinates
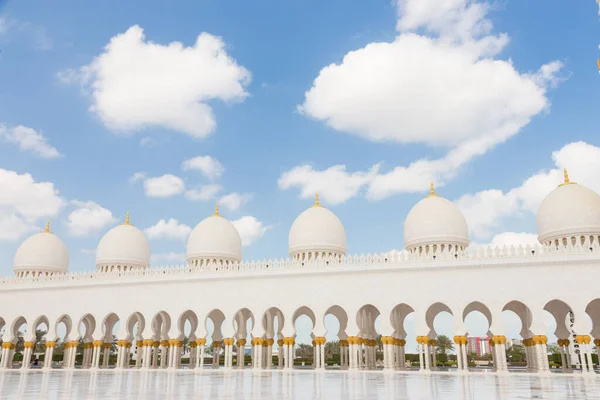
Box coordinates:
[185,184,222,201]
[0,16,8,34]
[151,252,186,264]
[293,0,563,202]
[395,0,496,42]
[182,155,224,180]
[0,17,52,50]
[486,232,539,248]
[456,141,600,240]
[0,169,65,241]
[0,213,35,241]
[66,200,116,237]
[278,164,380,205]
[140,137,159,147]
[80,248,97,255]
[144,218,191,240]
[0,124,61,159]
[143,174,185,198]
[219,192,252,211]
[59,25,251,138]
[129,172,146,183]
[232,216,270,246]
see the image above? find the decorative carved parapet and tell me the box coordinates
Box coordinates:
[4,240,600,287]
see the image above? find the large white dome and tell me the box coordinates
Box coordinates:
[187,205,242,266]
[404,185,469,253]
[14,223,69,277]
[288,195,347,260]
[537,171,600,245]
[96,214,151,272]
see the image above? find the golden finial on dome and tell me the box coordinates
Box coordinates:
[427,181,439,197]
[213,202,220,216]
[124,212,131,225]
[559,168,576,186]
[312,193,322,208]
[44,220,51,233]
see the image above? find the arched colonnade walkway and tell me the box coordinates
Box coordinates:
[0,298,599,375]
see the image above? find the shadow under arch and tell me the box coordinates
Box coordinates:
[261,307,283,341]
[585,298,600,339]
[177,310,199,340]
[125,312,146,341]
[101,312,120,341]
[292,306,316,336]
[230,308,254,340]
[425,302,453,338]
[357,304,380,338]
[502,300,533,339]
[9,316,27,341]
[77,313,97,341]
[543,299,574,340]
[54,314,73,342]
[151,311,172,341]
[391,303,415,340]
[324,305,348,339]
[462,301,493,336]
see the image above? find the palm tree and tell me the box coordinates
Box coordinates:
[436,335,454,355]
[16,330,25,353]
[324,340,339,360]
[33,329,47,354]
[296,343,313,359]
[182,337,190,354]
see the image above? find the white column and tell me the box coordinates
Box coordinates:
[102,344,110,368]
[91,341,102,368]
[43,342,56,369]
[456,344,463,371]
[559,342,567,372]
[461,342,468,371]
[288,339,294,369]
[278,339,284,369]
[237,339,246,369]
[417,337,425,371]
[198,340,206,369]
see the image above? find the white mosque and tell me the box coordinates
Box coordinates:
[0,170,599,376]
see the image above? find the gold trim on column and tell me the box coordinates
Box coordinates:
[453,336,467,345]
[575,335,591,345]
[196,338,206,346]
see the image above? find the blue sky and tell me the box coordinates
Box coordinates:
[1,0,599,346]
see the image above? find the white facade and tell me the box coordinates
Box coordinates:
[0,173,598,375]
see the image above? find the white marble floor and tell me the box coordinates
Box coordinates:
[0,369,598,400]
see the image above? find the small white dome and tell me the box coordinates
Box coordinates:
[537,172,600,245]
[96,217,151,272]
[14,224,69,276]
[288,195,347,259]
[187,206,242,266]
[404,187,469,252]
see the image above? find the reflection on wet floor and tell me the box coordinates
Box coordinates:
[0,370,598,400]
